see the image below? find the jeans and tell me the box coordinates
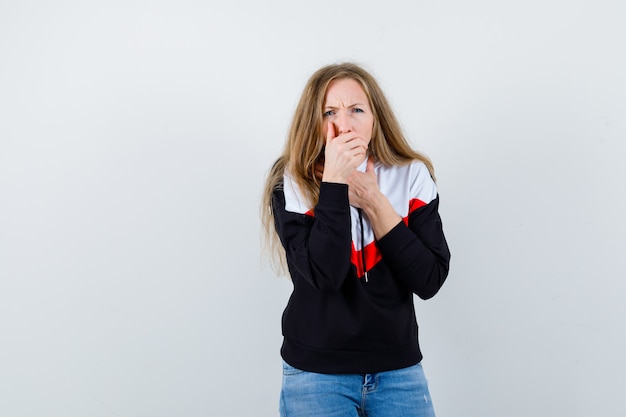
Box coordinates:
[279,361,436,417]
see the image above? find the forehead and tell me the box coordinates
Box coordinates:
[324,78,368,104]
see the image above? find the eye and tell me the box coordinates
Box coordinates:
[322,110,335,117]
[352,107,364,113]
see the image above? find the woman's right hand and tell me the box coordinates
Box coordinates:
[321,122,369,184]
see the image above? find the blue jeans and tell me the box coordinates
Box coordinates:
[279,361,436,417]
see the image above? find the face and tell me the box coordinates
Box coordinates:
[322,78,374,145]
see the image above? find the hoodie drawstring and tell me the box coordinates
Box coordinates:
[357,208,368,282]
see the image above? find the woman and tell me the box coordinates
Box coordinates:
[261,62,451,417]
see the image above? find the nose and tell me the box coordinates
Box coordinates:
[334,111,351,133]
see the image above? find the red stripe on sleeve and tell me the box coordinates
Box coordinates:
[403,198,427,225]
[408,198,426,213]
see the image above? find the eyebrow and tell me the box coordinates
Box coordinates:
[323,103,368,109]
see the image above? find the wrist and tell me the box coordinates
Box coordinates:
[322,174,347,184]
[361,191,385,214]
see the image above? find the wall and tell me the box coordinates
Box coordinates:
[1,1,625,416]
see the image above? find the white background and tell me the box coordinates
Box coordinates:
[1,1,625,416]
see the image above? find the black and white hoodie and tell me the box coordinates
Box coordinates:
[272,158,450,374]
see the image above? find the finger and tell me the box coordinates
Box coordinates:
[314,161,324,180]
[343,136,368,152]
[326,122,336,145]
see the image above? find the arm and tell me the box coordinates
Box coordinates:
[348,157,402,239]
[376,196,450,299]
[350,159,450,299]
[272,121,368,291]
[272,181,354,291]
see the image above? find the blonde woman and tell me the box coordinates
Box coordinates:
[262,62,451,417]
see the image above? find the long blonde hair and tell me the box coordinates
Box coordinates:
[261,62,435,274]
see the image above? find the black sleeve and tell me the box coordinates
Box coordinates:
[272,182,354,291]
[375,195,451,299]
